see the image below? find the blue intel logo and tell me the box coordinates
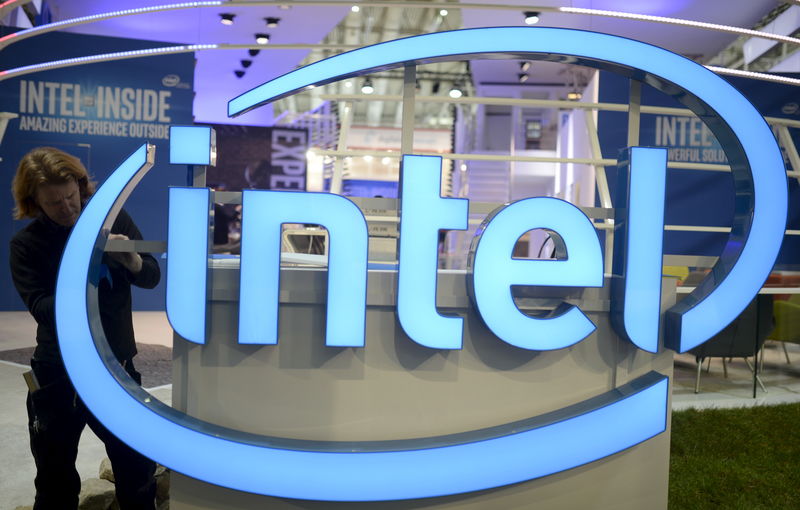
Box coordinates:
[55,27,787,501]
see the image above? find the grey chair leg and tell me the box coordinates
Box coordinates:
[756,374,767,393]
[743,358,768,393]
[782,342,791,364]
[695,357,703,394]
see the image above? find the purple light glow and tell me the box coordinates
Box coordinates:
[573,0,695,17]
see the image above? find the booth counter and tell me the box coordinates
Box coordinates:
[170,264,675,509]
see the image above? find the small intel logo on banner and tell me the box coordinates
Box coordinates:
[55,27,786,501]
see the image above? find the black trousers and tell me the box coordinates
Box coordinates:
[26,359,156,510]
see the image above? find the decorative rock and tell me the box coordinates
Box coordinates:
[78,478,116,510]
[99,457,115,483]
[155,466,170,504]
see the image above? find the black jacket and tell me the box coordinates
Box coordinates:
[9,209,160,366]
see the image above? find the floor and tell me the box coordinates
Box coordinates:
[0,312,172,510]
[1,311,799,510]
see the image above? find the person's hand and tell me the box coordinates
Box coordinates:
[107,233,143,275]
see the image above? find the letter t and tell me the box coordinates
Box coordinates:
[397,155,468,349]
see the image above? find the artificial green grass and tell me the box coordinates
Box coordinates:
[669,403,800,510]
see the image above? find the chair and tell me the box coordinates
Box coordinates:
[770,294,800,363]
[688,295,774,394]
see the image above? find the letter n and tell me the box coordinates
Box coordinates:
[239,190,368,347]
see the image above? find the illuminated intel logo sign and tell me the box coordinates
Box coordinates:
[55,27,787,501]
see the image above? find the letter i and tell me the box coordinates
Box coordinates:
[166,187,211,344]
[20,80,26,113]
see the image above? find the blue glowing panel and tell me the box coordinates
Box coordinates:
[611,148,667,353]
[397,155,468,349]
[229,26,787,353]
[239,190,368,347]
[469,198,603,350]
[56,25,791,500]
[169,125,213,165]
[166,187,210,344]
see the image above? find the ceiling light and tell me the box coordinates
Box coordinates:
[344,81,353,88]
[361,77,374,94]
[439,9,448,17]
[705,65,800,86]
[567,91,582,100]
[363,155,373,162]
[219,13,235,26]
[518,73,529,83]
[381,157,391,165]
[448,83,463,99]
[520,61,531,72]
[279,4,291,9]
[265,17,280,28]
[240,59,252,69]
[524,11,540,25]
[234,70,245,78]
[255,33,270,44]
[556,6,800,47]
[351,5,360,13]
[248,49,260,57]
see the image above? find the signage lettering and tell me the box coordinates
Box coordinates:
[55,27,787,501]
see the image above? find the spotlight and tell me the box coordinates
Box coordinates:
[439,9,448,17]
[518,73,529,83]
[361,78,374,94]
[524,11,540,25]
[248,49,260,57]
[240,59,252,69]
[344,81,353,88]
[219,13,235,25]
[519,61,531,72]
[381,157,391,165]
[351,5,360,12]
[234,70,245,78]
[255,33,270,44]
[265,17,280,28]
[363,155,373,162]
[449,82,463,99]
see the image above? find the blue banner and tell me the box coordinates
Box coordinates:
[0,29,195,310]
[598,71,800,268]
